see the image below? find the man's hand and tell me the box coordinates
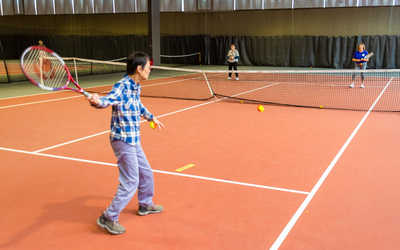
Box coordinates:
[152,117,164,131]
[87,93,100,105]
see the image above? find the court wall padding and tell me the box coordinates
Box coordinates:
[213,35,400,69]
[1,34,400,71]
[0,35,209,64]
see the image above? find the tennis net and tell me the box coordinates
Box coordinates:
[64,57,400,112]
[160,52,201,65]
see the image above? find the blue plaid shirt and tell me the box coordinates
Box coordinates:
[95,74,153,145]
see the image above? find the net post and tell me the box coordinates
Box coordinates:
[0,40,11,83]
[73,58,79,84]
[90,27,93,75]
[202,70,215,100]
[199,52,201,64]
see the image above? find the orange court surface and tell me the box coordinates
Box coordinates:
[1,80,400,249]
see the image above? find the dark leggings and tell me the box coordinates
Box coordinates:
[228,62,238,77]
[352,63,367,81]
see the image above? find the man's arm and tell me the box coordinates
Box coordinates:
[139,102,164,130]
[87,83,123,108]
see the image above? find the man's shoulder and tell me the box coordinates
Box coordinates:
[116,75,132,86]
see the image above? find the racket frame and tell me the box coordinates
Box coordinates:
[20,46,92,98]
[364,52,373,60]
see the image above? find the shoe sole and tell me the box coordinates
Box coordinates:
[97,218,125,235]
[138,209,164,216]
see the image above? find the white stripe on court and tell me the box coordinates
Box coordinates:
[32,98,221,153]
[32,82,280,153]
[0,83,114,102]
[269,77,394,250]
[0,146,309,195]
[0,77,202,109]
[0,90,62,100]
[33,130,111,153]
[0,95,82,109]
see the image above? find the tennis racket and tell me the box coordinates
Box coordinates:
[20,46,92,98]
[363,52,373,59]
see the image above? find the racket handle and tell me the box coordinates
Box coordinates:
[82,90,92,99]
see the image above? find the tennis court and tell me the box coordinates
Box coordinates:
[2,1,400,248]
[1,67,400,249]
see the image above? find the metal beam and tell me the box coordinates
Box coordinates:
[148,0,160,66]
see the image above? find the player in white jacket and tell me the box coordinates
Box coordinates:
[227,44,240,80]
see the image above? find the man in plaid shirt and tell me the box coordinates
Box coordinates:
[88,52,164,235]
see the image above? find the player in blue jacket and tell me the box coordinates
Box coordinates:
[350,43,369,88]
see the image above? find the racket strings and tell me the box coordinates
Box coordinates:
[24,49,41,78]
[22,49,67,89]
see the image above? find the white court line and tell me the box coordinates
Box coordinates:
[0,76,205,109]
[0,146,309,195]
[0,91,60,100]
[269,77,394,250]
[33,82,280,153]
[33,99,219,153]
[0,95,82,110]
[34,130,111,153]
[0,83,115,101]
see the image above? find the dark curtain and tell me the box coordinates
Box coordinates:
[160,35,210,64]
[2,34,400,69]
[214,35,400,69]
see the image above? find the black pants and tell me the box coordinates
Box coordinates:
[228,62,238,77]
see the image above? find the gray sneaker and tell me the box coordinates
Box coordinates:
[97,212,126,235]
[138,204,164,216]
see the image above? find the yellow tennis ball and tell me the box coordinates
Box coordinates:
[257,105,264,112]
[241,67,243,69]
[319,106,323,109]
[150,121,157,129]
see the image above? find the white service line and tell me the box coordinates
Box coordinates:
[269,77,394,250]
[0,95,82,109]
[0,76,204,109]
[34,130,111,153]
[33,82,280,153]
[33,99,220,153]
[0,90,60,100]
[0,83,115,102]
[153,170,309,195]
[0,146,309,195]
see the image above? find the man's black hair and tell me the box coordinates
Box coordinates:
[126,52,150,75]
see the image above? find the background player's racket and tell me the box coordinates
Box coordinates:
[20,46,92,98]
[358,52,373,65]
[363,52,373,59]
